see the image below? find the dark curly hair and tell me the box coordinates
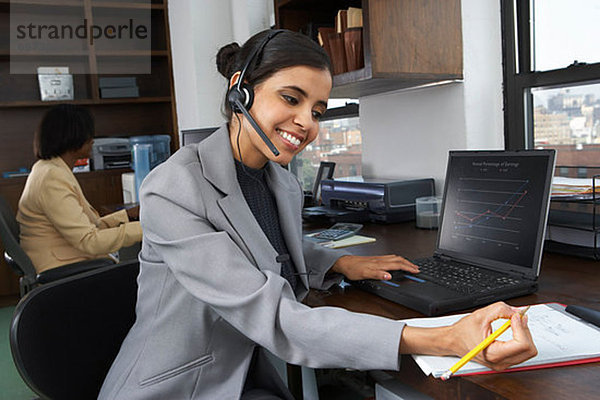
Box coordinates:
[216,29,332,120]
[35,104,95,159]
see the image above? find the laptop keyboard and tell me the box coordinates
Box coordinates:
[403,258,522,294]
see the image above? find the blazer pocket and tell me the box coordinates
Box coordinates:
[51,246,85,261]
[139,354,214,387]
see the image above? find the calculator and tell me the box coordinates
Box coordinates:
[311,223,363,241]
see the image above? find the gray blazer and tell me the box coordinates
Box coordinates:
[99,126,405,400]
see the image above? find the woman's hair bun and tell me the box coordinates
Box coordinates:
[216,42,241,78]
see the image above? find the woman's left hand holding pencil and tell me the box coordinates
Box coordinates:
[400,302,538,372]
[449,302,538,371]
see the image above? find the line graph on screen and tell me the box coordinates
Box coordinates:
[451,178,530,250]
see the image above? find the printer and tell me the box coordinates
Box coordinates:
[91,138,132,170]
[306,178,435,223]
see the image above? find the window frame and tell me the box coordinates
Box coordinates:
[320,102,359,122]
[501,0,600,150]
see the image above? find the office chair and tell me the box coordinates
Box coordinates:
[0,195,114,296]
[10,260,140,400]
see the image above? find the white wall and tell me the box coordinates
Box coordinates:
[360,0,504,193]
[168,0,272,141]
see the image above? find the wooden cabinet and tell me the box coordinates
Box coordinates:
[274,0,463,98]
[0,0,177,296]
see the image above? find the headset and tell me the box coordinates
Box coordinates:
[227,29,285,157]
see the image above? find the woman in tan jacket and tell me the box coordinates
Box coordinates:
[17,104,142,273]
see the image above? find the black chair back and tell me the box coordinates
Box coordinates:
[10,260,139,400]
[0,195,38,294]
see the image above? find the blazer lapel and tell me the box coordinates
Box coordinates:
[198,126,280,276]
[266,163,309,291]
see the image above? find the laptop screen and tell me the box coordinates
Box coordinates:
[437,150,555,277]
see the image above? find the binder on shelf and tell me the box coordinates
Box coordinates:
[327,32,347,75]
[318,27,335,65]
[100,86,140,99]
[318,7,363,74]
[344,27,364,71]
[99,77,137,88]
[335,9,348,34]
[99,76,139,98]
[347,7,363,29]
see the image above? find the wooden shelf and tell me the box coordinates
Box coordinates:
[331,67,463,98]
[92,2,164,10]
[3,51,89,56]
[3,0,83,7]
[3,50,168,57]
[1,50,169,57]
[3,0,165,7]
[0,97,172,108]
[0,167,133,185]
[275,0,463,98]
[95,50,169,56]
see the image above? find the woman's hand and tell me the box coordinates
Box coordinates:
[331,254,419,281]
[448,302,537,371]
[400,302,537,372]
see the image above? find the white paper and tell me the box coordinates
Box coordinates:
[37,66,69,74]
[403,304,600,378]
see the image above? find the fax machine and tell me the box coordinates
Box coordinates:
[305,178,435,223]
[92,138,132,170]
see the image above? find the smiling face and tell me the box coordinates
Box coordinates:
[229,65,332,168]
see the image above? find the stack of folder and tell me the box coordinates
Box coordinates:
[317,7,364,75]
[99,77,139,99]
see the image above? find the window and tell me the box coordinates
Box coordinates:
[290,100,360,192]
[532,83,600,167]
[502,0,600,169]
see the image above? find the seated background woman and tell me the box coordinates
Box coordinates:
[17,104,142,273]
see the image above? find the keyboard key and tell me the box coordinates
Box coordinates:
[411,258,521,294]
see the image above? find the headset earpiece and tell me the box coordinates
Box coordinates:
[228,83,254,113]
[226,29,285,157]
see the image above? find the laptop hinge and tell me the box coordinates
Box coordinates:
[509,269,534,280]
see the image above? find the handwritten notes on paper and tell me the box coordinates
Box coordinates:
[403,303,600,378]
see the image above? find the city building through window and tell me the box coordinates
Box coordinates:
[290,100,360,192]
[502,0,600,172]
[532,83,600,168]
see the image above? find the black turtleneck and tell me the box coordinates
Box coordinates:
[234,160,298,292]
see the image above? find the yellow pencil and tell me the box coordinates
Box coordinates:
[441,306,530,380]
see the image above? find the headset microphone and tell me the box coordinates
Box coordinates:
[227,29,285,157]
[231,97,280,156]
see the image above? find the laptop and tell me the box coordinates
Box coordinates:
[352,150,556,316]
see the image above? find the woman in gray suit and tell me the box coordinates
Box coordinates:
[100,29,537,399]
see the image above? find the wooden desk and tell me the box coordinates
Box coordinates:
[304,222,600,400]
